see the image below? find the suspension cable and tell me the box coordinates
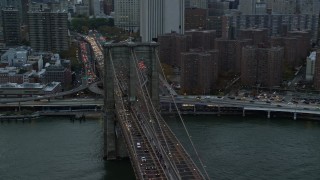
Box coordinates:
[108,51,130,130]
[131,49,182,179]
[132,50,173,155]
[155,49,211,180]
[108,51,147,179]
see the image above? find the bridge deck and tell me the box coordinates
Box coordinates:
[130,92,205,180]
[115,99,168,179]
[154,113,205,180]
[105,43,206,179]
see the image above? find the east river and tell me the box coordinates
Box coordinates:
[1,115,320,179]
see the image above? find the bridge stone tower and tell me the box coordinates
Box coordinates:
[103,42,160,160]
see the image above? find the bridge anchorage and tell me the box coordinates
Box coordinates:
[103,42,209,179]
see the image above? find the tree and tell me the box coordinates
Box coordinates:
[60,44,82,72]
[70,17,89,33]
[161,63,173,77]
[283,64,295,80]
[89,18,109,29]
[71,17,114,34]
[21,39,30,46]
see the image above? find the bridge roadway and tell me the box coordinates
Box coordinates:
[0,98,103,107]
[2,95,320,116]
[133,91,205,179]
[160,96,320,116]
[106,45,206,179]
[113,78,169,179]
[113,86,205,179]
[0,81,105,104]
[0,84,87,103]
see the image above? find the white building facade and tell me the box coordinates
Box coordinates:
[140,0,185,42]
[239,0,267,15]
[185,0,207,9]
[306,51,316,81]
[114,0,140,32]
[267,0,320,15]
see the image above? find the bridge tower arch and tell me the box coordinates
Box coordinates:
[103,43,159,160]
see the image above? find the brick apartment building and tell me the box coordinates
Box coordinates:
[180,49,219,94]
[238,28,269,46]
[185,29,216,50]
[214,38,252,74]
[241,46,284,87]
[313,51,320,90]
[158,33,191,67]
[185,8,208,30]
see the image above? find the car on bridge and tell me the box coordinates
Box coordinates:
[141,156,146,162]
[137,142,141,148]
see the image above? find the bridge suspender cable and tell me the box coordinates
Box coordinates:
[131,51,172,155]
[155,50,211,180]
[109,51,145,178]
[131,50,182,179]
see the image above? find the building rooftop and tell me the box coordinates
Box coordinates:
[0,67,18,73]
[43,82,61,92]
[0,82,43,89]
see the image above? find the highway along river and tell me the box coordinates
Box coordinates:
[0,116,320,179]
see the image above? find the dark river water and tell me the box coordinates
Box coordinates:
[1,116,320,179]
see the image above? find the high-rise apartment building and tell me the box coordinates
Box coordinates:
[268,0,320,15]
[114,0,140,32]
[282,37,299,67]
[47,0,69,12]
[28,11,69,52]
[181,49,218,95]
[238,28,268,45]
[299,0,320,15]
[103,0,113,15]
[0,0,23,26]
[91,0,104,17]
[208,1,229,16]
[185,8,208,30]
[82,0,103,16]
[206,16,223,37]
[239,0,320,15]
[2,7,21,46]
[268,31,310,69]
[222,14,319,43]
[21,0,28,24]
[185,29,216,50]
[185,0,208,9]
[28,2,49,12]
[235,39,253,74]
[214,39,237,74]
[267,0,296,14]
[75,3,90,16]
[214,38,252,74]
[140,0,185,42]
[239,0,267,15]
[287,31,311,60]
[158,32,191,67]
[241,46,284,87]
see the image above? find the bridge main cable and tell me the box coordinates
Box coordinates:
[155,49,211,180]
[109,51,152,179]
[131,49,182,179]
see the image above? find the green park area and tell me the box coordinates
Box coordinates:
[70,17,139,42]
